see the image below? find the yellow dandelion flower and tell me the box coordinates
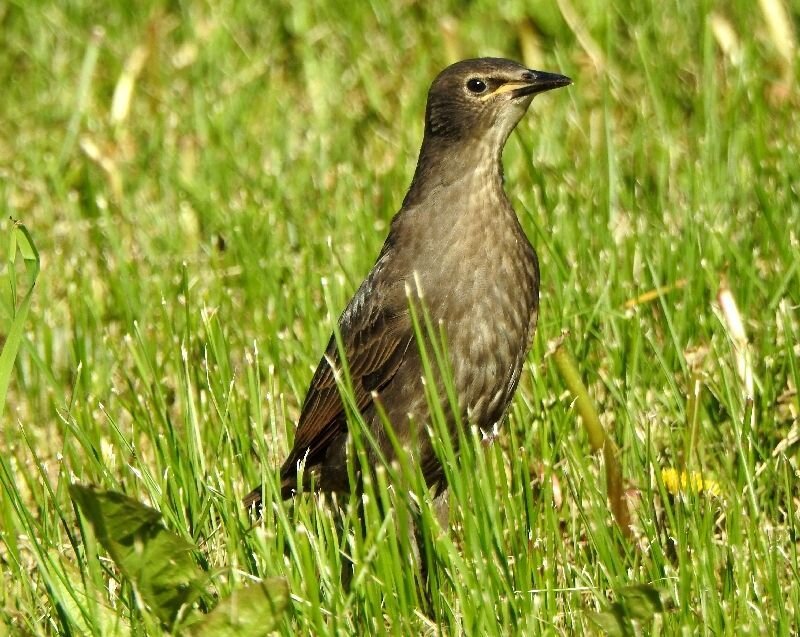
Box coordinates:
[661,468,721,498]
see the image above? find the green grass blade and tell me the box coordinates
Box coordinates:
[0,220,40,418]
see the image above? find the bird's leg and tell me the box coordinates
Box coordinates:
[410,487,450,614]
[333,493,356,591]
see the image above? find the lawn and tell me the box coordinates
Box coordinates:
[1,0,799,634]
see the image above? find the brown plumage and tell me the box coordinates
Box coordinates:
[244,58,571,510]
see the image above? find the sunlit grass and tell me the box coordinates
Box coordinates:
[1,0,799,634]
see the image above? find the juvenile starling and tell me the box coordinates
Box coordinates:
[244,58,571,509]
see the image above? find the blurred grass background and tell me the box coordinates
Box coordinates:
[1,0,799,634]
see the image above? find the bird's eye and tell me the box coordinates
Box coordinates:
[466,78,487,93]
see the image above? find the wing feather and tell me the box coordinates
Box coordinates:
[279,306,411,478]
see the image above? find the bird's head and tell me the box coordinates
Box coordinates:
[423,58,571,151]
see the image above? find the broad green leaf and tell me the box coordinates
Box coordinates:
[190,578,290,637]
[618,584,668,620]
[45,549,127,636]
[70,485,207,627]
[586,585,672,635]
[586,606,633,637]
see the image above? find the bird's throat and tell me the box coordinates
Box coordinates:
[403,138,506,209]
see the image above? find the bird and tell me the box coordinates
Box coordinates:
[244,58,571,511]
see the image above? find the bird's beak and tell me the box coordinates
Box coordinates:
[483,71,572,100]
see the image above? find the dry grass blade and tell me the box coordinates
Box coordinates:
[111,45,149,125]
[717,279,755,402]
[710,13,743,65]
[555,0,606,73]
[80,137,123,203]
[758,0,797,81]
[623,279,687,309]
[550,337,633,540]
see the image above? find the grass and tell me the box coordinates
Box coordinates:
[1,0,799,634]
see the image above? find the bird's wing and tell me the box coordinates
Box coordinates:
[280,303,412,478]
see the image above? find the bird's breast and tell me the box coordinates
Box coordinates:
[409,191,539,429]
